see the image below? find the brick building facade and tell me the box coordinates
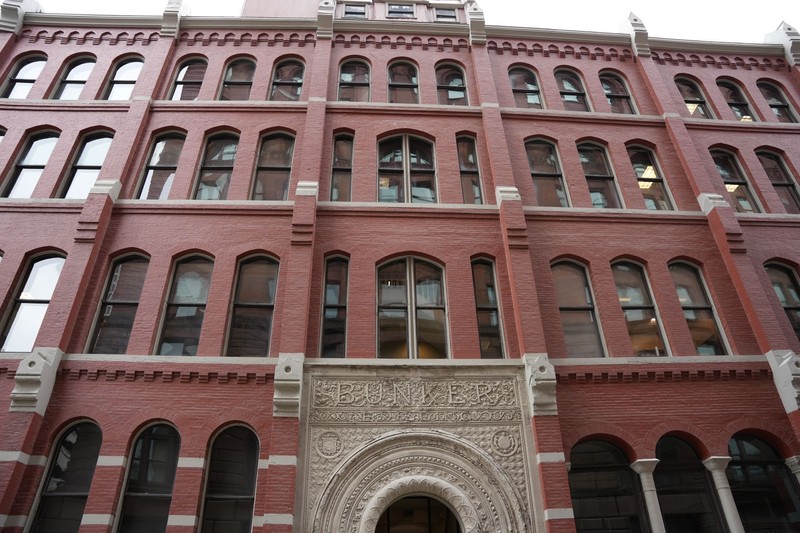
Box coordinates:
[0,0,800,532]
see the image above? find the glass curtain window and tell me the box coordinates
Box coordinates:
[3,134,58,198]
[253,134,294,200]
[669,263,726,355]
[201,427,259,533]
[710,150,760,213]
[551,262,604,357]
[270,60,304,101]
[29,422,102,533]
[227,257,279,356]
[170,59,206,101]
[627,146,673,210]
[220,59,255,100]
[331,134,353,201]
[322,257,348,357]
[436,65,467,105]
[1,256,65,352]
[378,258,447,359]
[726,434,800,532]
[717,81,757,121]
[196,134,237,200]
[3,57,46,99]
[757,82,797,123]
[612,262,667,356]
[457,136,482,204]
[388,62,419,104]
[63,134,113,199]
[104,60,143,100]
[676,78,712,118]
[54,59,95,100]
[376,497,461,533]
[526,140,567,207]
[89,256,148,354]
[338,61,370,102]
[600,73,635,114]
[569,440,648,533]
[158,257,213,356]
[378,136,436,203]
[578,144,622,208]
[472,259,503,358]
[654,436,725,533]
[555,70,589,111]
[117,425,180,533]
[138,135,185,200]
[757,151,800,214]
[765,264,800,341]
[508,67,542,109]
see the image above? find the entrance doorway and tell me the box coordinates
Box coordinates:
[375,496,461,533]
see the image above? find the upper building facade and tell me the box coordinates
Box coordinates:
[1,0,800,532]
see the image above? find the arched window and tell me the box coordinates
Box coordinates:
[338,60,370,102]
[1,255,65,352]
[89,255,149,354]
[331,134,353,201]
[756,151,800,214]
[158,256,213,356]
[227,256,279,356]
[727,434,800,531]
[654,436,725,533]
[62,133,114,199]
[170,59,207,101]
[710,150,760,213]
[612,261,667,356]
[627,146,673,210]
[472,259,503,358]
[53,58,95,100]
[270,59,304,101]
[195,134,238,200]
[526,140,568,207]
[717,81,757,121]
[675,78,712,119]
[138,134,185,200]
[2,133,59,198]
[600,72,635,114]
[435,64,467,105]
[388,61,419,104]
[765,263,800,341]
[253,133,294,200]
[117,424,180,533]
[322,257,348,357]
[201,426,259,532]
[457,136,482,204]
[378,257,448,359]
[3,56,46,99]
[757,81,797,123]
[669,263,726,355]
[28,422,102,533]
[508,67,542,109]
[104,59,143,100]
[555,69,590,111]
[375,496,462,532]
[219,59,255,101]
[569,440,648,533]
[378,135,436,203]
[578,143,622,208]
[551,261,604,357]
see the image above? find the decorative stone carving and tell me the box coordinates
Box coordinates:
[492,429,518,456]
[273,352,303,417]
[295,181,319,199]
[698,193,731,215]
[496,186,521,205]
[0,0,24,34]
[465,0,485,45]
[766,21,800,66]
[524,354,558,416]
[316,432,343,459]
[317,0,334,40]
[629,12,650,57]
[765,350,800,413]
[10,348,63,414]
[161,0,185,38]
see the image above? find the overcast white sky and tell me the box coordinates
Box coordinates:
[35,0,800,44]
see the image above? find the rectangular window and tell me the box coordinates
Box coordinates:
[344,4,366,17]
[331,135,353,201]
[472,260,503,358]
[322,258,348,357]
[436,8,457,22]
[388,3,414,18]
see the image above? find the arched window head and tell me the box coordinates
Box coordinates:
[669,263,726,355]
[220,59,255,101]
[717,81,756,122]
[756,151,800,214]
[195,134,238,200]
[158,256,214,355]
[627,146,673,210]
[710,150,760,213]
[331,134,353,201]
[63,133,114,199]
[227,257,279,356]
[765,263,800,341]
[378,257,448,359]
[378,135,436,203]
[253,133,294,201]
[338,61,370,102]
[612,262,667,356]
[551,261,604,357]
[435,64,467,105]
[555,69,589,111]
[758,81,797,123]
[170,59,206,101]
[599,73,635,114]
[388,62,418,104]
[472,259,503,358]
[526,140,567,207]
[322,257,348,357]
[508,67,542,109]
[3,56,46,99]
[675,78,712,119]
[376,497,461,532]
[577,143,622,209]
[2,133,59,199]
[54,58,95,100]
[270,60,304,101]
[139,134,185,200]
[104,59,143,100]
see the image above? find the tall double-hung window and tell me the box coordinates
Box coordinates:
[378,135,436,203]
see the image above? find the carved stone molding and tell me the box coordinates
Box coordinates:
[273,352,304,418]
[10,348,63,414]
[525,354,557,416]
[765,350,800,414]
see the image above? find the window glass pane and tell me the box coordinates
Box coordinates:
[2,302,48,352]
[24,136,59,166]
[176,61,206,82]
[457,137,478,172]
[106,83,134,101]
[170,259,213,304]
[114,61,143,81]
[226,60,255,82]
[22,256,64,300]
[236,260,278,304]
[204,137,238,166]
[159,306,204,355]
[588,179,621,208]
[416,308,447,358]
[196,170,230,200]
[7,168,43,198]
[415,262,443,306]
[333,136,353,169]
[553,263,592,307]
[149,137,184,166]
[55,83,83,101]
[273,61,304,83]
[258,136,293,167]
[64,169,99,199]
[18,59,46,79]
[77,136,112,166]
[579,146,612,175]
[379,260,407,306]
[389,63,417,83]
[379,308,408,358]
[227,307,272,356]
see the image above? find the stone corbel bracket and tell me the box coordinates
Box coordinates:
[10,348,63,414]
[317,0,335,40]
[628,13,650,57]
[524,354,558,416]
[765,21,800,66]
[273,352,304,417]
[466,0,485,45]
[766,350,800,413]
[0,0,24,34]
[161,0,187,38]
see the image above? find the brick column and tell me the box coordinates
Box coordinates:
[629,459,666,533]
[702,456,745,533]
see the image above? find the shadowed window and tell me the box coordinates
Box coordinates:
[552,261,604,357]
[90,255,149,354]
[227,257,279,356]
[171,59,206,101]
[158,256,213,356]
